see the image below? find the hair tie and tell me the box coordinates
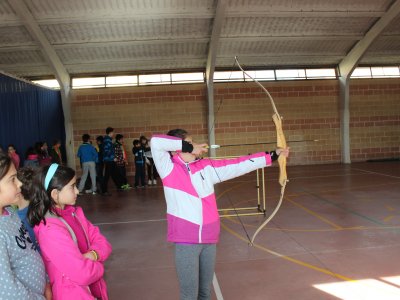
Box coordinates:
[45,163,59,190]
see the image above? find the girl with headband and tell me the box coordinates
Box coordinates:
[28,163,112,300]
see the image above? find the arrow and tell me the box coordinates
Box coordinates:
[208,139,319,149]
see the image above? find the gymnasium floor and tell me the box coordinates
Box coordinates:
[78,161,400,300]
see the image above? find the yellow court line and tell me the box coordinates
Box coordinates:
[220,221,355,282]
[384,215,395,222]
[216,182,248,201]
[385,205,396,212]
[286,195,343,230]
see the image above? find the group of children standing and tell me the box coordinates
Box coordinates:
[0,150,111,299]
[4,141,63,171]
[77,127,158,195]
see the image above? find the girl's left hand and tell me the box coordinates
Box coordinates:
[83,251,97,261]
[276,147,290,158]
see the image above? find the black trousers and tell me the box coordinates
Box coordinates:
[96,162,104,193]
[117,165,128,185]
[135,163,146,187]
[102,161,123,192]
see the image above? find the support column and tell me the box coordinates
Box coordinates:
[206,0,226,157]
[338,77,351,164]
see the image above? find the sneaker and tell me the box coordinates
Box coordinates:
[92,191,97,195]
[152,179,157,185]
[121,184,132,190]
[148,180,152,185]
[85,189,92,194]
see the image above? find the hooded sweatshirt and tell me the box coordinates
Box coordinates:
[151,134,272,244]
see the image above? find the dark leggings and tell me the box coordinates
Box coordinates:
[175,244,216,300]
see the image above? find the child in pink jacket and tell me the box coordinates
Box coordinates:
[28,164,112,300]
[151,129,289,300]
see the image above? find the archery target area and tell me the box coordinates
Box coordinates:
[77,161,400,299]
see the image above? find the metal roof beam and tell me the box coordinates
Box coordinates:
[206,0,227,157]
[8,0,75,168]
[7,0,69,88]
[338,0,400,164]
[339,0,400,78]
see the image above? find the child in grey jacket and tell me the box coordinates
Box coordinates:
[0,150,50,299]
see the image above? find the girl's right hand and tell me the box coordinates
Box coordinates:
[191,143,208,156]
[44,283,52,300]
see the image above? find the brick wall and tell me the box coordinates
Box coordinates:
[71,78,400,173]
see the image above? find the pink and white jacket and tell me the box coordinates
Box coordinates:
[151,134,272,244]
[34,206,112,300]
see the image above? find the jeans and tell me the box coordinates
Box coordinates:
[78,161,96,192]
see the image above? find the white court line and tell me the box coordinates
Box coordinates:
[352,168,400,180]
[94,218,166,226]
[213,273,224,300]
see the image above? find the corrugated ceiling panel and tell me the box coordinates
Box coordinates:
[360,55,400,65]
[216,55,343,67]
[382,14,400,34]
[25,0,214,18]
[0,0,18,21]
[222,17,377,36]
[5,65,53,77]
[0,26,34,46]
[226,0,391,12]
[367,37,400,53]
[40,19,212,44]
[0,50,45,64]
[66,59,207,74]
[56,42,209,63]
[219,40,355,56]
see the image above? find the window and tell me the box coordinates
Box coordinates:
[139,74,171,85]
[32,79,60,89]
[72,77,105,89]
[244,70,275,81]
[371,67,400,78]
[306,68,336,79]
[65,65,398,90]
[276,69,306,80]
[214,71,244,82]
[106,76,137,87]
[171,72,204,83]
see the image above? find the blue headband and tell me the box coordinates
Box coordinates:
[45,163,59,190]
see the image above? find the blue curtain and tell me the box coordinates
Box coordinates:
[0,74,65,163]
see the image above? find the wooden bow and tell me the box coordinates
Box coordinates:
[235,56,289,245]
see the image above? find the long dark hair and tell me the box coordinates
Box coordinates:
[0,150,12,181]
[28,165,75,226]
[167,129,188,139]
[17,167,35,200]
